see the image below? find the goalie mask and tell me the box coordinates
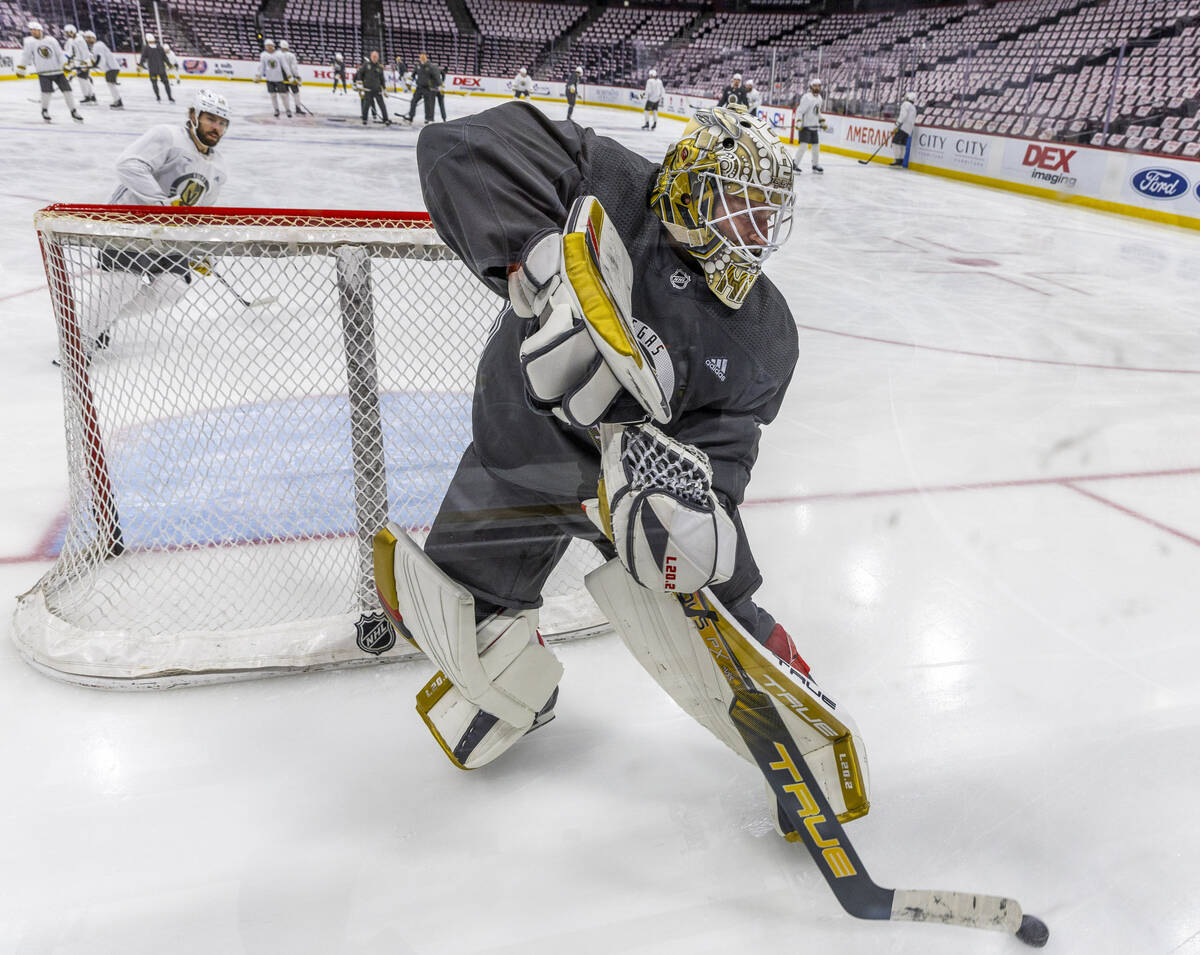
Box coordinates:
[650,105,794,309]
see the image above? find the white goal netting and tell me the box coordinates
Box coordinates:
[15,205,608,688]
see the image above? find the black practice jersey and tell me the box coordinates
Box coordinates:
[416,101,797,510]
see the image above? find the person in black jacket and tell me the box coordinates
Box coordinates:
[137,33,174,103]
[357,51,390,126]
[564,64,582,120]
[404,52,439,124]
[432,60,447,121]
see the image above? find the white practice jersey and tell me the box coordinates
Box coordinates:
[644,77,664,102]
[20,34,69,74]
[512,73,532,92]
[746,89,762,113]
[283,51,300,81]
[797,91,824,129]
[65,35,90,67]
[257,50,289,82]
[897,100,918,134]
[110,124,227,206]
[90,41,120,72]
[164,46,179,69]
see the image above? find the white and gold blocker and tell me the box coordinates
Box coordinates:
[650,105,795,308]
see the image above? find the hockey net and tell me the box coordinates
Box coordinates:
[17,205,609,688]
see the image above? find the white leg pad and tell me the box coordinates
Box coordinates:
[376,523,563,731]
[586,558,870,823]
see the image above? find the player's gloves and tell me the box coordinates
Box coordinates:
[16,65,26,76]
[517,197,674,428]
[586,423,736,594]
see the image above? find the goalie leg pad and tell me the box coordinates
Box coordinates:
[417,671,559,770]
[374,523,563,732]
[585,558,870,824]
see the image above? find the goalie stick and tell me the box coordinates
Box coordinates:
[680,586,1049,947]
[592,422,1047,947]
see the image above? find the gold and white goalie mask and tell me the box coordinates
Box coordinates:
[650,105,795,309]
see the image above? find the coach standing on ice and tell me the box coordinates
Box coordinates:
[17,20,84,123]
[357,51,391,126]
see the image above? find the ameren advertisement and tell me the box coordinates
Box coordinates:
[824,114,1200,228]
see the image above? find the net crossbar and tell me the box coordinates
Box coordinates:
[16,204,608,688]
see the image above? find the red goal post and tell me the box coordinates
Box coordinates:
[16,204,609,688]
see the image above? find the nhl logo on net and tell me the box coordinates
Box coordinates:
[356,611,395,655]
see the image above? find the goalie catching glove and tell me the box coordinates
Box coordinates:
[587,423,736,594]
[516,196,674,428]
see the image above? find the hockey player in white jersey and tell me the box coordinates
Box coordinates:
[84,30,123,108]
[278,40,307,115]
[110,88,229,204]
[17,21,84,123]
[744,78,762,117]
[795,77,827,173]
[892,91,918,167]
[641,68,664,130]
[62,25,97,103]
[75,90,233,361]
[512,67,532,99]
[255,39,293,117]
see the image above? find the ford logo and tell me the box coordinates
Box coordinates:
[1131,167,1188,200]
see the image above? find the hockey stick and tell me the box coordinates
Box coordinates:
[678,588,1049,947]
[209,268,276,308]
[857,130,896,165]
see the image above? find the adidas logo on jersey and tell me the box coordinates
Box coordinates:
[705,357,728,381]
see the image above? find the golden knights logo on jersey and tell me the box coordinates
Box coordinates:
[171,174,212,206]
[38,44,52,58]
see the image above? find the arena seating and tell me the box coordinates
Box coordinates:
[8,0,1200,159]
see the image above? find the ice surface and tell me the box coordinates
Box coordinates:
[2,78,1199,954]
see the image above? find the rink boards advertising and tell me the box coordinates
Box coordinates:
[823,113,1200,229]
[3,48,1196,230]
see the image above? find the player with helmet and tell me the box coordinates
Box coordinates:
[17,21,84,123]
[512,66,532,99]
[255,39,292,117]
[642,67,664,130]
[795,77,827,173]
[65,90,234,362]
[83,30,123,108]
[716,72,747,108]
[277,40,307,115]
[378,100,869,845]
[893,91,918,167]
[332,53,348,94]
[137,32,175,103]
[61,25,97,104]
[744,78,762,117]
